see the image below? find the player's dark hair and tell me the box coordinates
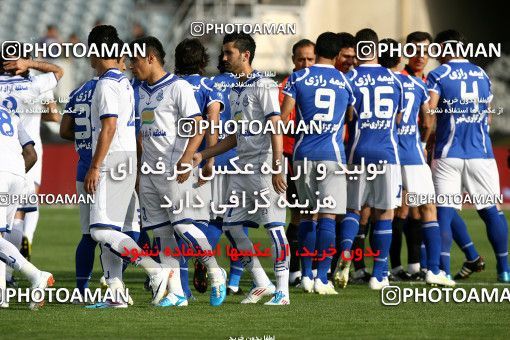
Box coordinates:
[315,32,342,59]
[292,39,315,56]
[406,31,432,44]
[379,38,400,69]
[130,36,166,65]
[337,32,355,49]
[174,38,209,75]
[223,33,256,64]
[217,52,226,73]
[355,28,379,60]
[87,25,122,59]
[434,29,466,45]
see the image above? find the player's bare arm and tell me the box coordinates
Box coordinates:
[84,116,117,194]
[177,115,205,183]
[280,95,296,125]
[419,101,434,144]
[3,59,64,80]
[22,144,37,173]
[59,113,75,141]
[194,133,237,166]
[42,102,60,122]
[199,102,221,185]
[269,115,287,194]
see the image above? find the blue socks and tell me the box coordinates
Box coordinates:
[451,211,479,262]
[372,219,392,280]
[225,227,248,288]
[339,212,361,257]
[298,220,317,280]
[316,218,336,284]
[206,220,223,248]
[437,207,455,275]
[479,206,509,273]
[422,221,441,274]
[76,234,97,295]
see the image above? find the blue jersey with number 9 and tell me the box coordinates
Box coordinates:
[283,64,355,163]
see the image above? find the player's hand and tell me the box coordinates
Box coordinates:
[176,158,193,183]
[84,167,100,194]
[3,59,30,75]
[272,173,287,194]
[197,159,214,186]
[192,152,203,168]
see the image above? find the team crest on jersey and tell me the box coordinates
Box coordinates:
[156,91,164,101]
[141,108,155,124]
[233,110,243,121]
[139,92,145,99]
[242,95,250,107]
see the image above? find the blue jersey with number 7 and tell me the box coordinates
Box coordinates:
[347,64,403,165]
[283,64,355,163]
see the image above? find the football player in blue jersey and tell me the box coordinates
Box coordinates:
[380,38,455,287]
[427,30,509,282]
[335,28,403,290]
[281,32,354,294]
[174,38,224,297]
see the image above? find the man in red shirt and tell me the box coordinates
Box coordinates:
[279,39,315,285]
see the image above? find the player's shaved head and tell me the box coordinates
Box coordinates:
[87,25,122,60]
[315,32,342,59]
[379,38,401,69]
[175,38,209,76]
[355,28,378,61]
[130,36,166,65]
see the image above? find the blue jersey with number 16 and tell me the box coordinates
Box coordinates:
[347,64,403,165]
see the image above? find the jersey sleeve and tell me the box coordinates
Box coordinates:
[342,74,356,106]
[202,78,225,113]
[416,78,430,105]
[18,121,34,148]
[175,81,201,119]
[426,68,443,96]
[30,73,58,97]
[257,78,281,118]
[282,73,297,98]
[96,80,120,119]
[132,84,141,134]
[393,75,404,113]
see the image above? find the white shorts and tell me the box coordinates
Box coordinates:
[294,160,347,214]
[347,163,402,211]
[17,177,37,213]
[223,171,286,229]
[211,173,230,220]
[139,172,196,230]
[0,172,25,233]
[192,168,212,223]
[402,164,435,207]
[89,171,136,231]
[78,181,140,234]
[431,158,500,210]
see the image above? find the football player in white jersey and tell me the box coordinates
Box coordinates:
[194,33,290,305]
[0,103,54,309]
[83,25,170,308]
[129,36,227,306]
[0,47,62,284]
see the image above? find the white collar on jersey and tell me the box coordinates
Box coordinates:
[311,64,335,68]
[448,59,469,63]
[358,64,381,67]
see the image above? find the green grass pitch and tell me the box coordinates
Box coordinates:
[1,207,510,339]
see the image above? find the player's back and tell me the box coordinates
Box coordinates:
[427,59,493,159]
[283,64,354,163]
[348,64,403,165]
[0,73,57,143]
[395,72,429,165]
[65,78,99,181]
[0,104,32,177]
[91,69,136,168]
